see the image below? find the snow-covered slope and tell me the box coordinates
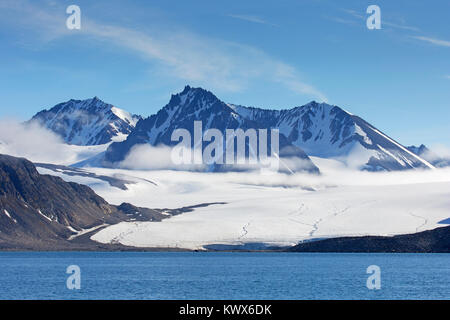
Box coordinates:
[29,86,432,172]
[77,167,450,250]
[104,86,432,172]
[30,97,140,146]
[231,102,434,171]
[105,86,319,173]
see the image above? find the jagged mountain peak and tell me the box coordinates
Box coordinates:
[30,98,141,146]
[292,101,348,116]
[55,96,108,112]
[407,144,429,156]
[171,85,213,101]
[301,100,325,109]
[165,85,231,113]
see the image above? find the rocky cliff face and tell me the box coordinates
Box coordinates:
[0,154,164,249]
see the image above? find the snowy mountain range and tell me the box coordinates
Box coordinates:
[104,86,319,173]
[8,88,449,251]
[229,100,434,171]
[29,86,438,172]
[104,86,434,172]
[30,97,141,145]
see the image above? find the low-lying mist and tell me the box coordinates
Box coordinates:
[1,118,450,192]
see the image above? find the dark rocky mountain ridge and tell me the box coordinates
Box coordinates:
[0,154,168,249]
[104,86,432,172]
[105,86,319,173]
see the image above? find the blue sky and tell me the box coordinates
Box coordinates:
[1,0,449,147]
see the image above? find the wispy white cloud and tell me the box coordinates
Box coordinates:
[332,8,450,54]
[0,119,105,164]
[324,16,358,26]
[273,64,328,102]
[1,0,326,101]
[0,0,71,42]
[338,8,450,53]
[429,144,450,159]
[81,22,326,100]
[227,14,276,26]
[341,9,364,20]
[382,21,420,32]
[412,36,450,47]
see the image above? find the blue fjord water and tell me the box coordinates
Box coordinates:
[0,252,448,300]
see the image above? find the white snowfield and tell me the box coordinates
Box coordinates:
[71,160,450,250]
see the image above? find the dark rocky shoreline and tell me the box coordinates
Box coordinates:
[286,225,450,253]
